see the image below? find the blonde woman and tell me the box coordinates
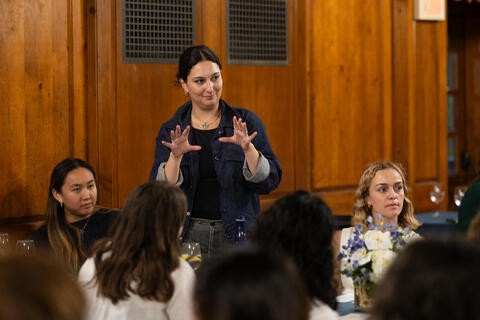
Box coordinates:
[335,161,421,292]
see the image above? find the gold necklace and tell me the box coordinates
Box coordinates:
[192,110,220,129]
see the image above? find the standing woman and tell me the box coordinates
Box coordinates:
[32,158,119,274]
[150,45,282,257]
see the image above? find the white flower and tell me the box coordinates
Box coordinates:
[370,250,397,282]
[364,230,393,250]
[350,247,371,267]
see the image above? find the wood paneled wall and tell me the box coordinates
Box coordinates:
[0,0,449,236]
[0,0,88,241]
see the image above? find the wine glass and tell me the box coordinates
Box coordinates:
[181,242,202,271]
[453,186,468,207]
[16,240,35,254]
[0,233,9,255]
[429,184,445,217]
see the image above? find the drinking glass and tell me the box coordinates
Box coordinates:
[453,186,468,207]
[181,242,202,271]
[16,240,35,254]
[0,233,9,255]
[429,184,445,217]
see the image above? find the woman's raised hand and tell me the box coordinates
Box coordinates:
[161,125,201,158]
[219,117,257,151]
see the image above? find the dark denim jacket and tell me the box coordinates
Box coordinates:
[149,99,282,240]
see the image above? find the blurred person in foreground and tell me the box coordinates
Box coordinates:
[457,177,480,234]
[251,190,339,320]
[194,246,309,320]
[467,209,480,241]
[78,181,195,320]
[370,239,480,320]
[0,253,85,320]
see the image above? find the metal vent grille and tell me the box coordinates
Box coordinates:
[227,0,289,66]
[122,0,196,64]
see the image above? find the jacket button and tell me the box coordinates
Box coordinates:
[214,156,219,161]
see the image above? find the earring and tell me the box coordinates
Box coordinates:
[60,202,63,208]
[185,91,189,97]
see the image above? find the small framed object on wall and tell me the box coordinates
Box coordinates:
[414,0,445,21]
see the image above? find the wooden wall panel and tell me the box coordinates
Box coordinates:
[465,18,480,172]
[0,0,28,218]
[0,0,451,232]
[309,0,392,213]
[0,0,88,233]
[412,21,448,212]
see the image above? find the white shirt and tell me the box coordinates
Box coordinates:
[310,299,340,320]
[78,257,195,320]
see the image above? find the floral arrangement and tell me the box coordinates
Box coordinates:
[338,215,421,296]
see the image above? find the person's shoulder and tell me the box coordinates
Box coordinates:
[469,178,480,190]
[310,299,340,320]
[93,207,120,216]
[173,258,196,280]
[91,208,120,224]
[31,224,48,243]
[78,256,97,285]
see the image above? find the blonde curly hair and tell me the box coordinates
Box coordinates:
[351,162,420,230]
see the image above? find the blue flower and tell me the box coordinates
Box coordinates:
[405,226,411,232]
[353,260,359,268]
[354,276,361,284]
[368,223,374,230]
[367,216,373,224]
[355,224,364,232]
[374,225,380,231]
[347,270,353,277]
[376,213,382,220]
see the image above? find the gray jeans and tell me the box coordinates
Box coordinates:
[182,218,234,259]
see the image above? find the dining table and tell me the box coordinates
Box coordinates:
[336,291,368,320]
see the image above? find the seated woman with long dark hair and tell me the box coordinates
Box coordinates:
[78,181,195,320]
[251,190,339,320]
[32,158,119,274]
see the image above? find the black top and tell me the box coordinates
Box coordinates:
[191,128,221,220]
[31,208,119,265]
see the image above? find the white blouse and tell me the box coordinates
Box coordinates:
[78,257,195,320]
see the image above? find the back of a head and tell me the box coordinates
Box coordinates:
[109,180,187,252]
[370,239,480,320]
[251,190,337,307]
[194,246,309,320]
[0,253,84,320]
[93,180,187,303]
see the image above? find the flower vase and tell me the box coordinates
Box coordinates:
[354,285,373,311]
